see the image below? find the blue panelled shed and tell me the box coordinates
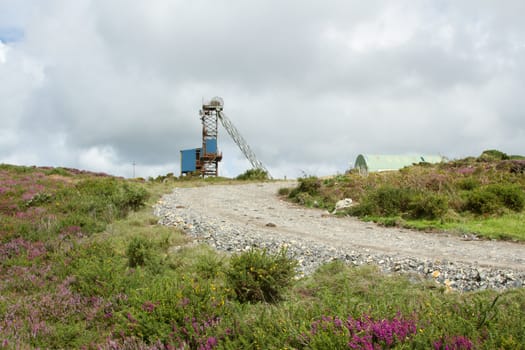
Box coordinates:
[180,148,201,174]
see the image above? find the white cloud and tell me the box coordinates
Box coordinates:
[1,1,524,178]
[77,146,120,175]
[347,4,420,53]
[0,41,7,63]
[0,129,18,148]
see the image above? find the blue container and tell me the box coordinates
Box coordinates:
[181,148,199,173]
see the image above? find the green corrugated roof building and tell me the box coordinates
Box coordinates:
[354,154,446,175]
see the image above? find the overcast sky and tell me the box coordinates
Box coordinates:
[1,1,524,179]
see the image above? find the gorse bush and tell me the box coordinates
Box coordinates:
[3,163,525,348]
[464,188,495,215]
[44,167,72,177]
[72,178,149,219]
[194,252,225,279]
[116,274,229,347]
[114,182,150,213]
[126,236,154,267]
[57,178,149,235]
[68,240,130,298]
[369,186,414,216]
[408,192,449,220]
[486,184,525,212]
[226,247,297,303]
[456,178,480,191]
[278,187,291,196]
[463,185,525,215]
[290,176,321,197]
[348,186,414,217]
[0,167,148,244]
[288,176,335,209]
[236,168,269,181]
[286,150,525,239]
[479,149,510,161]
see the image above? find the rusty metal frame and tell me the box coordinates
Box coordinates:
[198,101,223,176]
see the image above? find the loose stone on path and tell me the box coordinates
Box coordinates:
[154,184,525,292]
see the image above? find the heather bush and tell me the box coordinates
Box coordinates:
[226,248,297,303]
[284,151,525,238]
[116,273,229,347]
[509,160,525,174]
[49,178,149,237]
[3,162,525,348]
[23,191,52,207]
[303,314,418,349]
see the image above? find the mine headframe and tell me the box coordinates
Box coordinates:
[180,97,271,178]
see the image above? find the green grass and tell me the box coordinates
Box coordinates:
[394,213,525,241]
[1,164,525,349]
[285,151,525,241]
[442,213,525,241]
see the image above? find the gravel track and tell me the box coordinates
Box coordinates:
[154,182,525,291]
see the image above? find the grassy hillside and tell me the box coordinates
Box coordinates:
[1,163,524,349]
[285,150,525,241]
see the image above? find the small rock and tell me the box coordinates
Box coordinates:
[154,186,525,292]
[331,198,353,214]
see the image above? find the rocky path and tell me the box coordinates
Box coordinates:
[154,182,525,291]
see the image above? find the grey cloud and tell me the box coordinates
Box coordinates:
[1,1,524,178]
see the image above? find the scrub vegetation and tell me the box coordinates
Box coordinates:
[235,168,270,181]
[1,162,524,349]
[286,150,525,241]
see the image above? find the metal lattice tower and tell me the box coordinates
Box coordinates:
[180,97,270,178]
[198,98,223,176]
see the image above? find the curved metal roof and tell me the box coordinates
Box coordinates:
[354,154,446,173]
